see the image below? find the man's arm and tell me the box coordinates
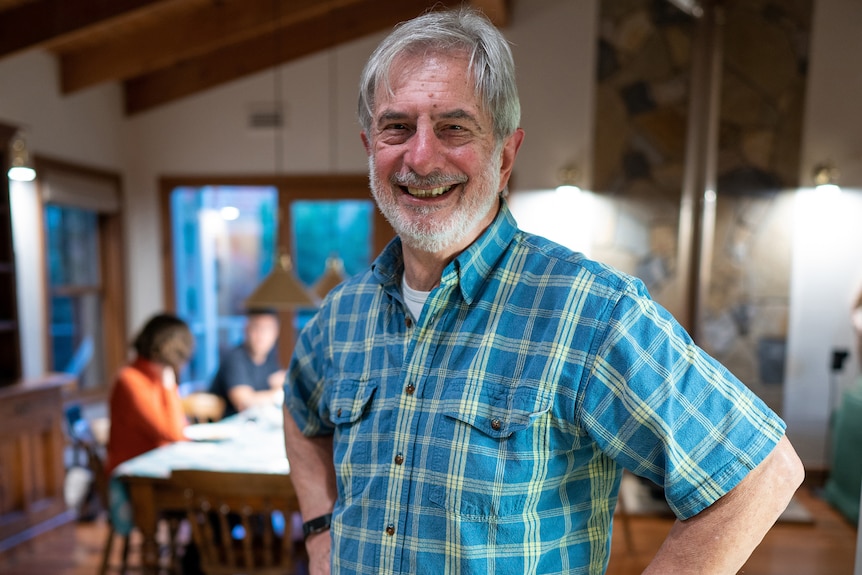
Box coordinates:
[227,384,283,413]
[283,404,337,575]
[644,435,804,574]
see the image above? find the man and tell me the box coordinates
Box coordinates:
[283,8,804,575]
[211,308,285,417]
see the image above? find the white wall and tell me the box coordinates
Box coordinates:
[507,0,598,190]
[786,0,862,467]
[0,51,124,166]
[0,50,124,379]
[9,179,44,378]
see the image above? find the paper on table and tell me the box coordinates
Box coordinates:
[183,422,241,441]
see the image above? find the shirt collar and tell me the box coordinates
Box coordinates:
[371,199,519,306]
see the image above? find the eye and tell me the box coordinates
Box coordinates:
[378,123,412,144]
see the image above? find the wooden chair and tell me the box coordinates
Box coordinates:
[76,438,133,575]
[67,418,185,574]
[172,469,302,575]
[182,392,226,423]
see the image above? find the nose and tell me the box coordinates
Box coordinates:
[403,123,443,176]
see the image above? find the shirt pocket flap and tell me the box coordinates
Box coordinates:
[440,380,551,439]
[328,379,377,425]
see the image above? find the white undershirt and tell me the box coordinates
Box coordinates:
[402,276,431,321]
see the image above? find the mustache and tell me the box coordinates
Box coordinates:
[390,171,468,188]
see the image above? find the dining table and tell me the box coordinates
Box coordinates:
[113,404,290,573]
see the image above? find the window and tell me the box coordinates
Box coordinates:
[41,159,125,394]
[46,206,105,387]
[162,175,391,392]
[291,199,374,329]
[170,185,279,386]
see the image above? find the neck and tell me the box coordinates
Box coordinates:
[246,347,268,365]
[402,247,450,291]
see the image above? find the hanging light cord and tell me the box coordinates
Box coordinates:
[273,0,284,175]
[328,13,337,171]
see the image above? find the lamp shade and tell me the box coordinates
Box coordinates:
[245,253,319,310]
[313,255,348,299]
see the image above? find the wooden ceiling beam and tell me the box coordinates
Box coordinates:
[60,0,366,94]
[124,0,461,115]
[0,0,173,58]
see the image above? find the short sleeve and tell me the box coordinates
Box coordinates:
[284,311,334,438]
[579,286,786,519]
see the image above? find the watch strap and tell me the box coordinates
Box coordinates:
[302,513,332,539]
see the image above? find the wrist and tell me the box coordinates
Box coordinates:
[302,513,332,539]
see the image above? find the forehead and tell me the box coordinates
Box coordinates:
[375,52,483,115]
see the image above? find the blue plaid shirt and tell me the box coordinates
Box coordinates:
[286,200,785,575]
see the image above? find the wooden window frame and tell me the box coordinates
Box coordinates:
[38,156,127,401]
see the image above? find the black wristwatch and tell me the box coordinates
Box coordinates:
[302,513,332,539]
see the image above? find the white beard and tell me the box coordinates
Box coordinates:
[368,151,502,255]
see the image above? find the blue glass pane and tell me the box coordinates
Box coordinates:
[45,204,105,389]
[45,205,99,286]
[49,296,75,370]
[291,200,373,285]
[48,294,104,389]
[170,186,278,387]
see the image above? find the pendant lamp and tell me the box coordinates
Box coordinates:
[245,251,319,310]
[313,255,348,299]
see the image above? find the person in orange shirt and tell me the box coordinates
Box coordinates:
[106,313,194,475]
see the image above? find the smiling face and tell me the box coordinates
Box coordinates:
[362,52,523,257]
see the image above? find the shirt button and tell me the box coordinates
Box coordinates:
[405,384,416,395]
[394,454,404,465]
[490,418,502,431]
[385,524,395,536]
[405,317,413,328]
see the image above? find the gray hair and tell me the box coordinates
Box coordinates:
[357,7,521,143]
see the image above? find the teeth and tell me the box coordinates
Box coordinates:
[406,185,452,198]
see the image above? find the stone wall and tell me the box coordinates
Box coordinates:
[591,0,813,411]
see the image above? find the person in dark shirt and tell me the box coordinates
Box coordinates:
[210,309,285,417]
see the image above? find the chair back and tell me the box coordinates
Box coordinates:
[182,392,226,423]
[64,410,110,517]
[171,469,300,575]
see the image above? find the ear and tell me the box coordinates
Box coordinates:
[361,132,372,156]
[497,128,524,193]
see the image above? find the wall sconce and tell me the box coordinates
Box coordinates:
[7,134,36,182]
[556,163,581,193]
[812,162,840,193]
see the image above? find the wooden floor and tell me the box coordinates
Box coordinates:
[0,487,856,574]
[607,487,858,575]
